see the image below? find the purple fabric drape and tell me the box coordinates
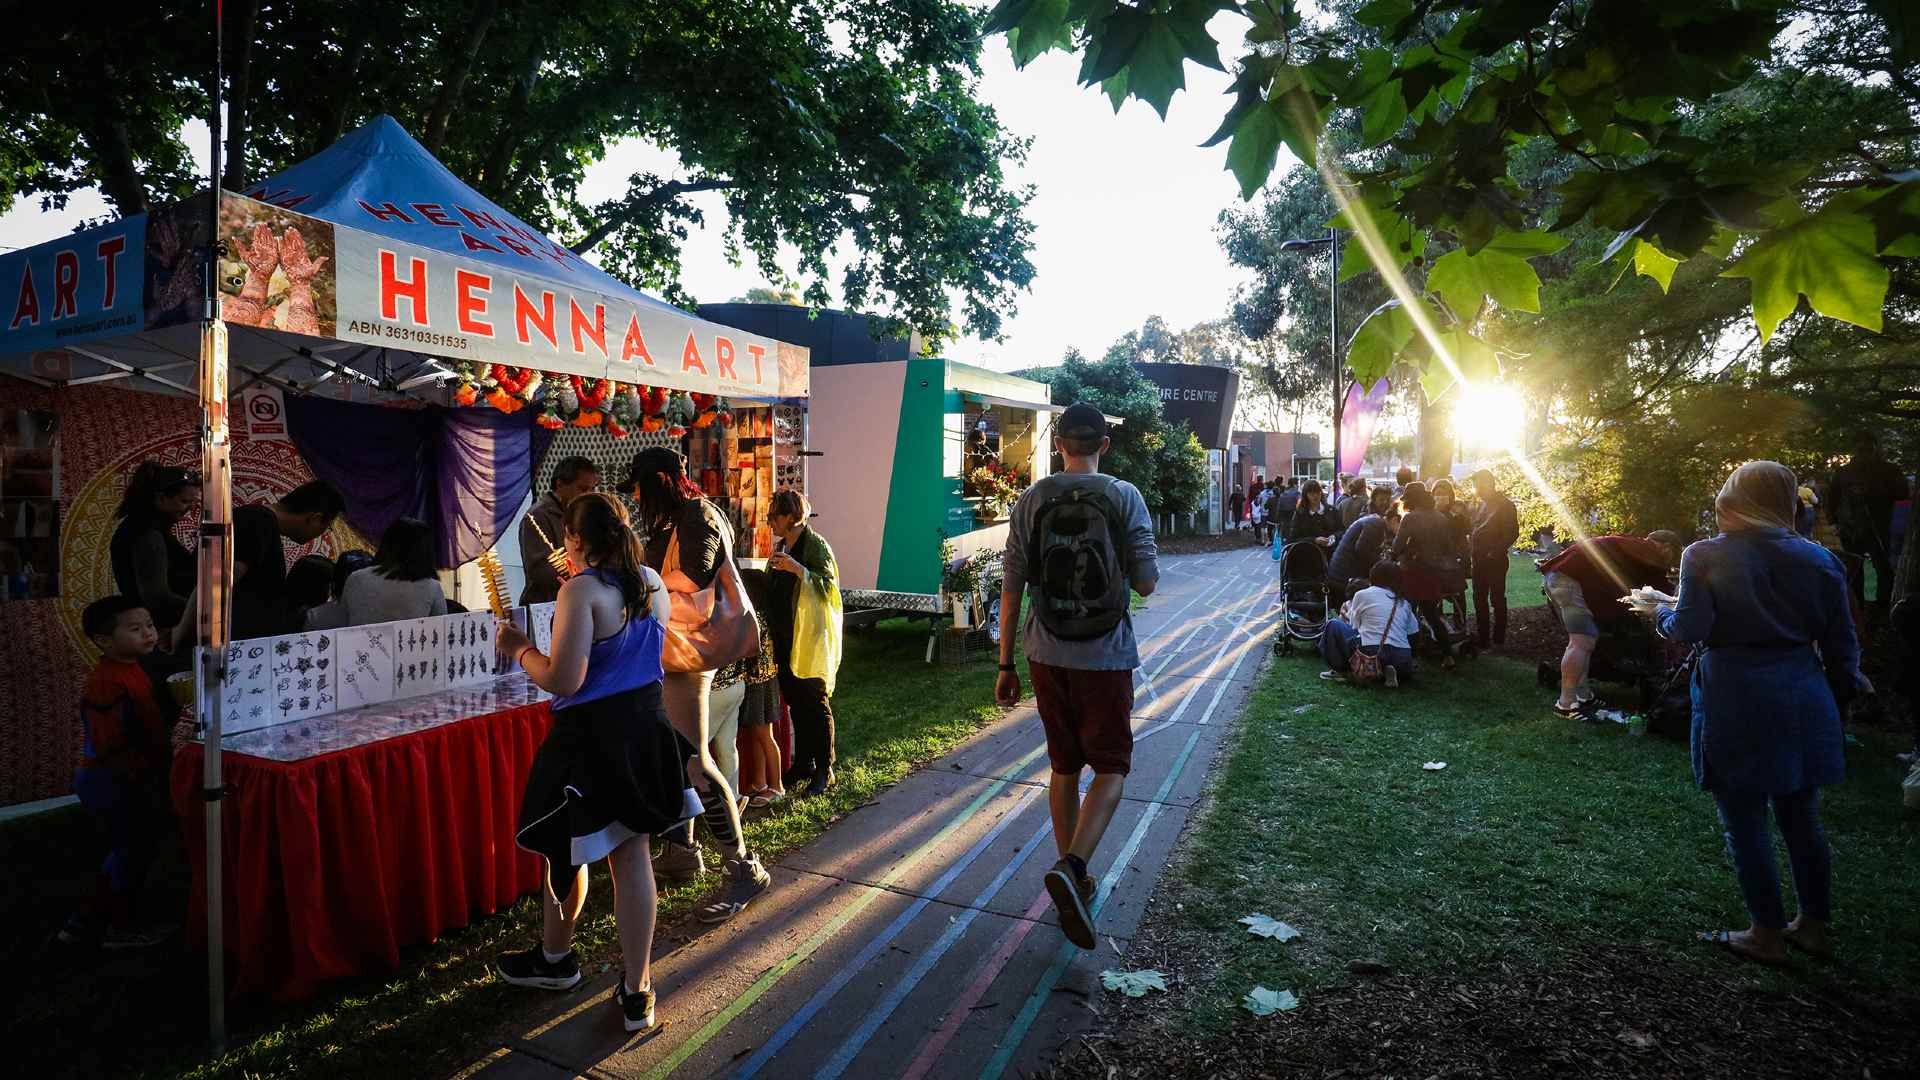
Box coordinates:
[284,396,553,568]
[1338,377,1392,476]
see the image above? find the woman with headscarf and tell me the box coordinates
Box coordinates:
[1652,461,1863,966]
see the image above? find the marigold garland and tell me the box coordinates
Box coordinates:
[451,360,754,442]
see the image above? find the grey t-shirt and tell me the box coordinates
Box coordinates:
[339,567,448,627]
[1002,471,1159,671]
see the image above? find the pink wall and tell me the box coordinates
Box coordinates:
[806,362,906,592]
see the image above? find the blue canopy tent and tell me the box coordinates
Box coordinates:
[0,115,809,1048]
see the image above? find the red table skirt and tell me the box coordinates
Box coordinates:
[171,701,556,1000]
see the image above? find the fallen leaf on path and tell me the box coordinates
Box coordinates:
[1239,914,1301,941]
[1422,761,1447,771]
[1243,986,1301,1016]
[1099,969,1168,998]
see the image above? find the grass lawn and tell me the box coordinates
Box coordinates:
[1161,626,1919,1037]
[2,617,1018,1079]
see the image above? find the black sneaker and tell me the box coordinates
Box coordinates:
[614,974,657,1032]
[696,854,772,923]
[1045,858,1096,950]
[495,945,582,990]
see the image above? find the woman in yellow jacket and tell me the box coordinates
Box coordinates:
[766,490,843,796]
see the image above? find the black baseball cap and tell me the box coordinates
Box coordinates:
[1057,401,1107,441]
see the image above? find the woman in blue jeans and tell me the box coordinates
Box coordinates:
[1653,461,1864,965]
[1320,560,1419,686]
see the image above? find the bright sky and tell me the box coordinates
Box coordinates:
[0,29,1278,380]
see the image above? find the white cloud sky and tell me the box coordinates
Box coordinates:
[0,29,1280,380]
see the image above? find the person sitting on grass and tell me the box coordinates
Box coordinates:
[1319,560,1420,687]
[1539,528,1684,717]
[60,597,175,949]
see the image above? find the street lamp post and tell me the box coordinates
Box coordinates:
[1277,227,1341,480]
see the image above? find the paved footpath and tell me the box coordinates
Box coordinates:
[459,545,1279,1080]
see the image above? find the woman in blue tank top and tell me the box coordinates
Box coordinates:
[493,492,696,1033]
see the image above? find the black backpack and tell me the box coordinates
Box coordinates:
[1028,476,1133,641]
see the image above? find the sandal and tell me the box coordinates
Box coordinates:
[1697,929,1788,966]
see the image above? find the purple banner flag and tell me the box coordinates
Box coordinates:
[1338,377,1392,475]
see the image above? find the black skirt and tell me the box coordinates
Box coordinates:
[515,682,698,895]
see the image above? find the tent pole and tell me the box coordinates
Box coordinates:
[202,0,230,1057]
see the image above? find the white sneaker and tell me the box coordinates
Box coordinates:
[1903,762,1920,809]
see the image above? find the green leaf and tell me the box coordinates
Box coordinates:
[1353,0,1412,30]
[1100,969,1169,997]
[1005,0,1073,68]
[1721,207,1889,344]
[1629,238,1681,293]
[1864,181,1920,256]
[1358,78,1407,147]
[1414,327,1496,405]
[1243,986,1301,1017]
[1240,913,1302,940]
[1425,229,1567,319]
[1334,207,1425,283]
[1123,14,1192,118]
[1224,100,1284,200]
[1346,298,1421,386]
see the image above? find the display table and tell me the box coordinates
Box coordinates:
[171,675,555,1000]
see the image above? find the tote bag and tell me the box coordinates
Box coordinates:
[661,524,760,673]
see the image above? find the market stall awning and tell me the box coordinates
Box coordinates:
[961,390,1063,413]
[0,116,809,402]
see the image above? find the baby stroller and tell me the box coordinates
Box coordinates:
[1273,539,1330,655]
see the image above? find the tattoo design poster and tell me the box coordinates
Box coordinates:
[220,636,276,734]
[529,602,556,655]
[270,629,335,724]
[390,617,447,698]
[332,622,396,711]
[444,610,499,689]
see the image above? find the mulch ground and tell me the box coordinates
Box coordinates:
[1039,946,1918,1080]
[1162,530,1265,556]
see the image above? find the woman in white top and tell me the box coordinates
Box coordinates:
[337,517,447,627]
[1320,559,1420,686]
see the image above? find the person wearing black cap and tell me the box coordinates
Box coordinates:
[625,445,771,923]
[996,401,1159,952]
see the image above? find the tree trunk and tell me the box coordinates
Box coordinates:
[1416,389,1453,482]
[421,0,503,154]
[313,16,372,155]
[221,0,260,190]
[85,112,149,215]
[480,52,540,189]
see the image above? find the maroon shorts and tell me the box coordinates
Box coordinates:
[1028,661,1134,776]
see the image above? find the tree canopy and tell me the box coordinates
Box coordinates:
[5,0,1038,343]
[1028,347,1210,515]
[985,0,1919,385]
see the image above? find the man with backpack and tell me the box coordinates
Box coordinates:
[996,402,1159,950]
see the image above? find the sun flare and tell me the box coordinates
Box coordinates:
[1452,383,1528,450]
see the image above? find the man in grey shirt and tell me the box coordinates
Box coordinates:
[518,456,600,605]
[996,402,1158,952]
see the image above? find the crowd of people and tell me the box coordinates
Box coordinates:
[66,447,846,1031]
[57,414,1920,1023]
[1305,454,1912,971]
[1309,467,1517,682]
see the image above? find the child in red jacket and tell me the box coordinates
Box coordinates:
[59,596,173,948]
